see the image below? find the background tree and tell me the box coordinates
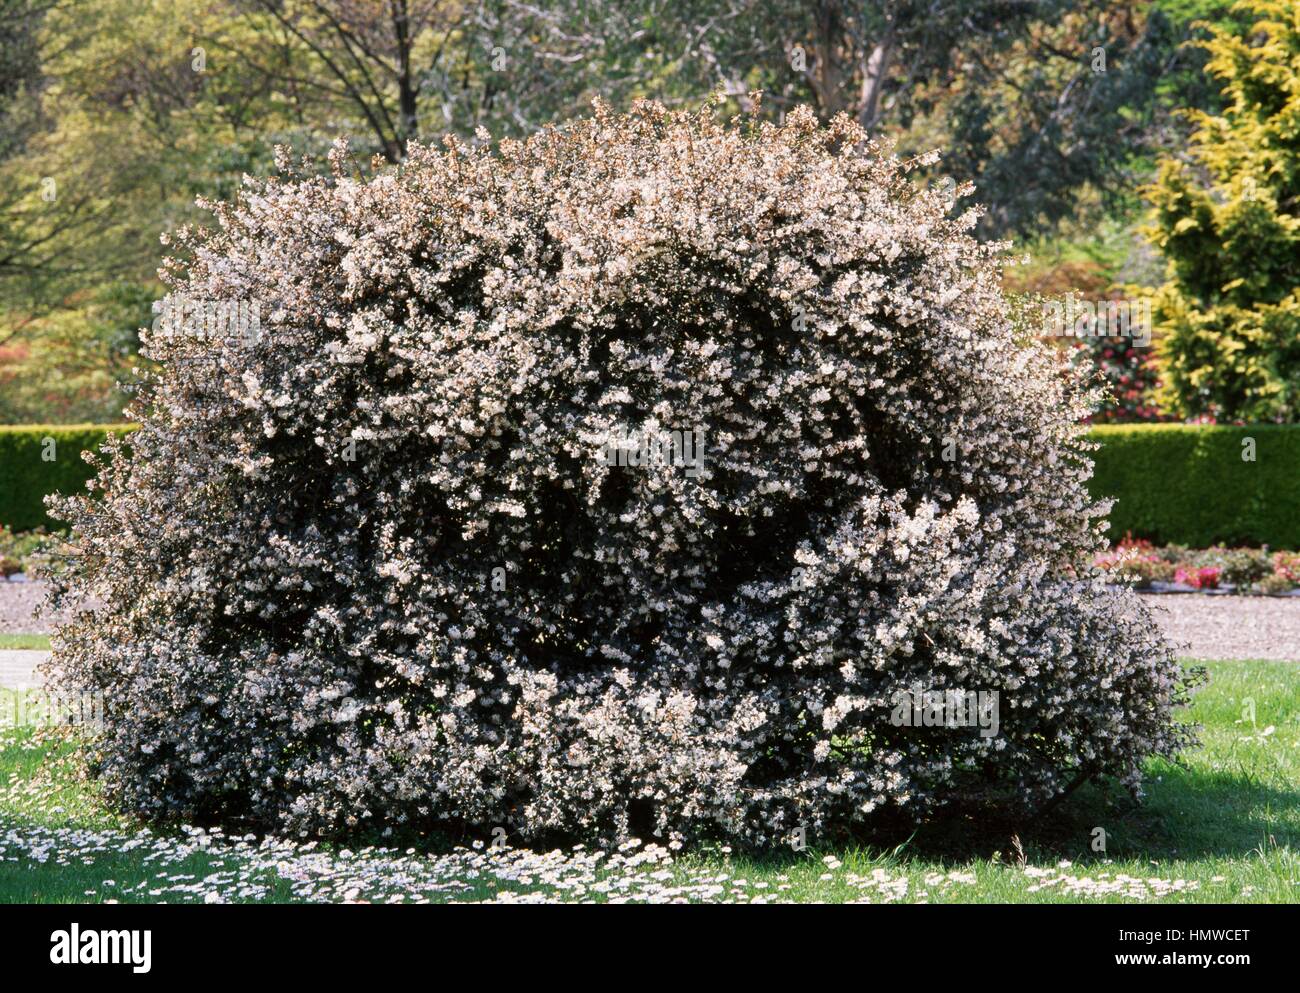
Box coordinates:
[221,0,676,161]
[632,0,1194,237]
[0,0,79,327]
[0,0,220,418]
[0,0,1248,421]
[1147,0,1300,422]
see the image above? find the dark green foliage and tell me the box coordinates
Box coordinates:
[0,423,135,530]
[1088,424,1300,546]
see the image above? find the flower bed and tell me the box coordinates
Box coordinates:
[1095,535,1300,595]
[0,525,53,581]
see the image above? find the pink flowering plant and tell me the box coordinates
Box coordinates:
[1069,334,1169,424]
[1094,540,1296,593]
[1173,565,1221,590]
[45,103,1200,847]
[1273,551,1300,585]
[1093,534,1175,587]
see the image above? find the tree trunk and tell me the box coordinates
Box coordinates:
[391,0,418,156]
[859,17,896,131]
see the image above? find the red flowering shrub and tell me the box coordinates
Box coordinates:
[1070,335,1168,424]
[1174,566,1221,590]
[1094,534,1175,586]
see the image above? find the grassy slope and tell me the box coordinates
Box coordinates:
[0,660,1296,904]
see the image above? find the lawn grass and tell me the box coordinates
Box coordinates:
[1,660,1296,904]
[0,634,51,650]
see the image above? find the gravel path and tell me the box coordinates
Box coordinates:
[0,650,50,689]
[1138,593,1300,661]
[0,580,60,634]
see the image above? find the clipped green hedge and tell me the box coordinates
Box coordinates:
[0,424,136,532]
[1087,424,1300,548]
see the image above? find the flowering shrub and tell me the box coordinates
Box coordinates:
[1094,540,1297,592]
[1173,566,1221,590]
[1093,534,1175,586]
[45,103,1199,846]
[1192,547,1269,588]
[1255,573,1296,595]
[1273,551,1300,585]
[1069,334,1168,424]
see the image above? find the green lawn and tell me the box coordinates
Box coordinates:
[0,634,50,650]
[0,660,1296,903]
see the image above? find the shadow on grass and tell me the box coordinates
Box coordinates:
[700,761,1300,875]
